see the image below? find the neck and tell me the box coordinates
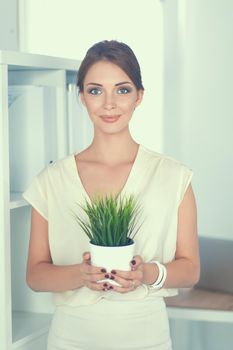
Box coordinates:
[86,132,139,166]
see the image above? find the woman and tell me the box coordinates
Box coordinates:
[23,40,200,350]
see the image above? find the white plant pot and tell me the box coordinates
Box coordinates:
[90,241,135,286]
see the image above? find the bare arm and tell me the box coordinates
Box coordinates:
[26,207,108,292]
[110,184,200,292]
[162,183,200,287]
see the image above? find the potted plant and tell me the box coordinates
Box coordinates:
[71,193,144,286]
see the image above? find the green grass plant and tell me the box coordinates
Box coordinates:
[71,193,144,246]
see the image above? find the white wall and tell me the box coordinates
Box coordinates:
[19,0,164,152]
[19,0,233,237]
[163,0,233,240]
[0,0,18,50]
[17,2,233,348]
[163,1,233,348]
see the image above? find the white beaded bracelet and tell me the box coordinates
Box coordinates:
[148,260,167,290]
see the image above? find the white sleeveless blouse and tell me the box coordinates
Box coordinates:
[22,144,193,307]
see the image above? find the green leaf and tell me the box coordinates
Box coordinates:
[71,192,144,246]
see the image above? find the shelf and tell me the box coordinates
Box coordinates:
[0,50,80,71]
[12,311,52,349]
[8,85,35,107]
[165,287,233,323]
[0,49,81,350]
[10,192,29,209]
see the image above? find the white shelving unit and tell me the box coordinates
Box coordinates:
[165,287,233,323]
[10,193,27,209]
[0,50,81,350]
[165,288,233,350]
[167,306,233,323]
[12,311,51,349]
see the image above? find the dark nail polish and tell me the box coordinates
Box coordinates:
[110,275,115,280]
[131,260,136,265]
[108,285,113,289]
[101,268,107,273]
[111,270,117,274]
[105,274,109,278]
[103,283,108,287]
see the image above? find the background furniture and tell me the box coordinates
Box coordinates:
[0,50,81,350]
[166,288,233,349]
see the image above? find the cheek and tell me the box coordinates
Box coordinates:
[85,98,102,111]
[123,101,137,113]
[118,96,137,110]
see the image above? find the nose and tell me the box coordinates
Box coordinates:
[103,92,117,110]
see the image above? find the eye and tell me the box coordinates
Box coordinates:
[117,87,131,94]
[87,88,102,95]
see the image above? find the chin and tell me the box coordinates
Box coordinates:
[95,123,129,135]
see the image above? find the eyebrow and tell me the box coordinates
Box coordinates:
[86,81,133,87]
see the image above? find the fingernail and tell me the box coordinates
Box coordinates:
[110,275,115,280]
[131,260,136,265]
[103,283,108,287]
[101,268,107,273]
[111,270,117,274]
[105,274,109,278]
[108,286,113,289]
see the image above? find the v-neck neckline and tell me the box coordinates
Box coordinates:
[72,144,143,202]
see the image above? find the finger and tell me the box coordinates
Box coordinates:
[84,264,107,275]
[110,267,142,280]
[82,252,108,273]
[110,280,139,294]
[84,272,109,283]
[86,280,113,291]
[110,286,132,293]
[130,255,143,270]
[110,269,134,280]
[109,273,136,287]
[83,252,91,264]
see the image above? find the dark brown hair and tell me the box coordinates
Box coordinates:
[76,40,144,93]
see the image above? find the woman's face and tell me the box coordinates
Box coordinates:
[80,60,144,134]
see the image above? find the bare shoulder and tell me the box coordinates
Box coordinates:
[75,148,97,166]
[176,183,198,256]
[179,184,197,211]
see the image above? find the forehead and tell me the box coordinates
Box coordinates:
[84,61,132,84]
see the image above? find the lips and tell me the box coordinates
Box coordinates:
[101,115,121,118]
[101,115,121,123]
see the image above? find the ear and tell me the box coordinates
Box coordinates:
[135,89,144,108]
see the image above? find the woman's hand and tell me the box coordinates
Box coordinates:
[80,252,113,291]
[107,255,146,293]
